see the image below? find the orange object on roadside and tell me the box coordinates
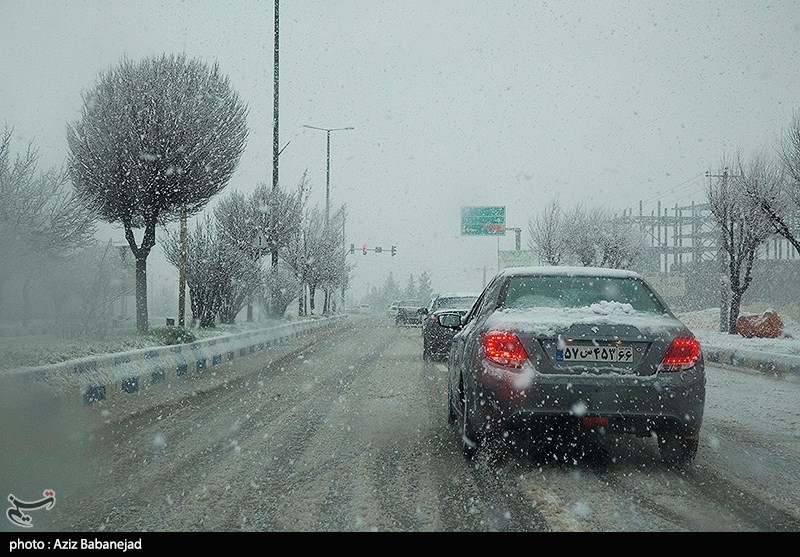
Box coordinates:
[736,310,784,338]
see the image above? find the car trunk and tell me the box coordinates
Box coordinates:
[522,323,667,377]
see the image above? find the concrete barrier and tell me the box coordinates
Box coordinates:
[2,316,347,405]
[702,344,800,382]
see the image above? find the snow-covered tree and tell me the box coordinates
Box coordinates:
[0,126,96,324]
[745,111,800,254]
[565,204,604,266]
[706,153,776,333]
[66,53,248,332]
[318,207,350,315]
[381,272,402,306]
[528,199,645,270]
[528,196,568,265]
[403,274,418,300]
[258,262,298,319]
[161,214,261,327]
[416,271,433,303]
[214,176,306,319]
[283,209,321,316]
[597,215,648,269]
[300,209,331,316]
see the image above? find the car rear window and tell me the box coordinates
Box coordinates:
[433,296,478,310]
[501,275,664,314]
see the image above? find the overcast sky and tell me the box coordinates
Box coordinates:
[2,0,800,300]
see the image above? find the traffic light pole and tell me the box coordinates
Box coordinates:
[350,243,397,256]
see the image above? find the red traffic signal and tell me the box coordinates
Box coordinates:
[362,244,368,255]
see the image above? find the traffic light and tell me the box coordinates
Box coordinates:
[362,243,368,255]
[350,243,355,254]
[391,245,397,257]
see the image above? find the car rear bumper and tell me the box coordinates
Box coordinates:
[474,363,705,435]
[396,313,423,325]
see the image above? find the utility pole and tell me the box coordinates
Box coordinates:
[341,208,347,310]
[270,0,280,316]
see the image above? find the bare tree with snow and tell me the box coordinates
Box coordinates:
[565,204,604,266]
[706,152,776,333]
[0,126,96,325]
[230,176,307,317]
[161,214,261,327]
[528,200,645,269]
[597,213,648,269]
[527,196,568,266]
[744,111,800,255]
[66,53,248,332]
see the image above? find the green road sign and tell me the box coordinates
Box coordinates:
[460,206,506,236]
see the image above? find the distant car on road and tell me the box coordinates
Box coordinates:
[440,266,705,465]
[421,292,480,361]
[395,300,426,327]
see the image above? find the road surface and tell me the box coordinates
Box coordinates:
[4,315,799,533]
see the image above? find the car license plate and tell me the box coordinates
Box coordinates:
[556,345,633,363]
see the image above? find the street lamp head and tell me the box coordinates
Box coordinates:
[304,124,355,133]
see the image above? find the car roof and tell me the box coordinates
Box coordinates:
[434,292,481,298]
[498,265,644,279]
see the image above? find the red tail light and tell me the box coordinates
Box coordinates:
[659,336,701,372]
[480,331,529,369]
[582,416,609,427]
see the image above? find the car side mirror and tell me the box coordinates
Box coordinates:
[437,313,462,329]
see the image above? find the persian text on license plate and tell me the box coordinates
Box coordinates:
[556,345,633,363]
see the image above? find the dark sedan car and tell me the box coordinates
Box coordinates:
[439,266,705,466]
[395,300,426,326]
[421,292,480,361]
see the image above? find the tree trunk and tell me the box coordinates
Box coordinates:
[729,289,743,334]
[124,219,155,334]
[199,308,216,328]
[298,279,304,317]
[135,257,149,333]
[271,251,279,317]
[21,274,31,327]
[308,284,316,314]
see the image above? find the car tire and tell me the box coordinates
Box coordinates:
[447,388,457,425]
[657,430,699,465]
[457,380,481,459]
[422,338,431,361]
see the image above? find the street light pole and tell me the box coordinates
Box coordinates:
[303,124,354,227]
